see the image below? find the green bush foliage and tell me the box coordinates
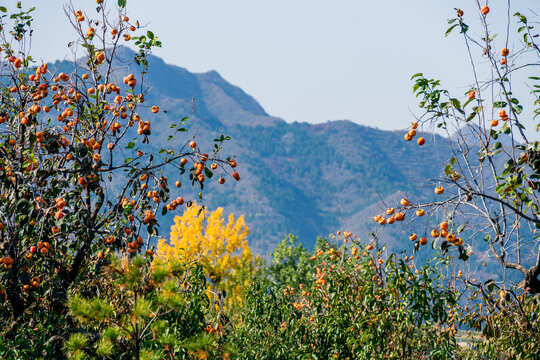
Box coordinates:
[230,237,460,359]
[65,255,223,360]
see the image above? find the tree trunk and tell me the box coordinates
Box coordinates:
[5,271,25,337]
[7,269,24,322]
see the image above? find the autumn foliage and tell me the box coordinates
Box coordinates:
[156,203,255,311]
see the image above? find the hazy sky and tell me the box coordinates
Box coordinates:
[2,0,539,136]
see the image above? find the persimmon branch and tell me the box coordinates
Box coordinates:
[452,181,540,224]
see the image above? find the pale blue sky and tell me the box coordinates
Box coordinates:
[3,0,539,135]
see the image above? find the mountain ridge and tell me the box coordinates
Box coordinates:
[50,47,452,253]
[42,47,520,283]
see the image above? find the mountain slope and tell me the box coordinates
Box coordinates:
[206,121,451,252]
[91,48,450,253]
[44,47,526,283]
[52,47,453,253]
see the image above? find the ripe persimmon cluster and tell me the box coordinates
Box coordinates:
[404,121,425,146]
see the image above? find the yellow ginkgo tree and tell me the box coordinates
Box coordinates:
[156,203,255,311]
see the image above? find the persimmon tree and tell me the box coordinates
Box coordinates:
[371,3,540,293]
[231,234,460,359]
[0,0,238,345]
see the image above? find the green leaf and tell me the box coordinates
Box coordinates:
[450,98,464,113]
[492,101,507,108]
[441,241,450,254]
[147,31,154,39]
[512,105,523,114]
[478,148,486,162]
[458,246,469,261]
[445,24,459,37]
[118,0,126,8]
[0,6,7,12]
[472,106,483,113]
[487,280,496,292]
[410,73,423,80]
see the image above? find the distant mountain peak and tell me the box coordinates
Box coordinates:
[53,45,282,127]
[138,51,282,127]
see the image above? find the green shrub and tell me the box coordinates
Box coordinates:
[65,254,229,359]
[230,238,460,359]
